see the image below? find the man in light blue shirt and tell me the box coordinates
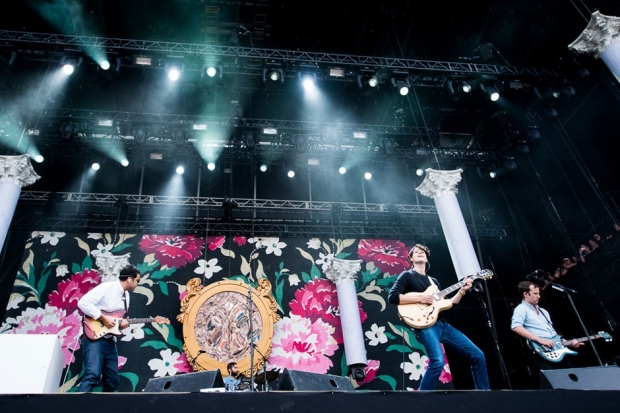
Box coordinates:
[223,362,241,391]
[511,280,582,384]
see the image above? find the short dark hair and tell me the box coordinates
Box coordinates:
[119,264,140,280]
[517,280,537,297]
[408,244,430,259]
[227,362,237,372]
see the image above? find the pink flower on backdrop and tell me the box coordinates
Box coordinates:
[48,269,101,314]
[2,305,82,367]
[357,239,411,274]
[355,359,380,386]
[268,315,338,374]
[207,236,226,251]
[439,344,452,384]
[289,278,367,344]
[139,235,205,268]
[233,236,247,246]
[173,352,194,374]
[118,356,127,370]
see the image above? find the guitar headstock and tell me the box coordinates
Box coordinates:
[154,316,170,324]
[598,331,613,342]
[469,269,494,281]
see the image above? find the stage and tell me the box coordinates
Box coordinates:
[2,390,620,413]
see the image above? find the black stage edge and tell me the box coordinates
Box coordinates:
[2,390,620,413]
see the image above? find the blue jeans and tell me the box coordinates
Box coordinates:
[414,319,489,390]
[77,336,119,392]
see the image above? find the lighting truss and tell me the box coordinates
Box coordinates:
[0,30,556,78]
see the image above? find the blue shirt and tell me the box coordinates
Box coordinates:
[223,376,240,391]
[511,301,557,339]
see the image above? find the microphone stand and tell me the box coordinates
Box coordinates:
[532,275,603,366]
[189,350,205,370]
[0,323,18,334]
[245,275,256,391]
[473,282,512,389]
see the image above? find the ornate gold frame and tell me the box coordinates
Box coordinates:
[177,278,280,377]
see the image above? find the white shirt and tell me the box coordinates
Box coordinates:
[78,280,129,320]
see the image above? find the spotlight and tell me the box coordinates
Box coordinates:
[382,137,396,154]
[339,167,346,174]
[260,164,268,172]
[364,172,372,180]
[490,90,500,101]
[133,126,150,143]
[207,162,216,171]
[206,67,217,77]
[34,155,44,163]
[176,166,185,175]
[166,62,184,81]
[482,85,500,101]
[92,162,101,171]
[368,77,378,87]
[391,78,410,96]
[243,131,256,148]
[100,60,111,71]
[60,56,82,75]
[416,168,424,176]
[462,83,471,93]
[287,170,295,178]
[263,68,284,83]
[298,72,317,89]
[59,122,77,140]
[121,159,129,167]
[172,128,187,145]
[489,171,497,178]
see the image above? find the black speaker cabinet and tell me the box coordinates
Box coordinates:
[143,370,224,392]
[540,365,620,390]
[277,368,355,392]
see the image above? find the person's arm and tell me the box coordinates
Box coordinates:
[512,326,554,348]
[388,272,434,305]
[451,278,472,305]
[78,286,117,329]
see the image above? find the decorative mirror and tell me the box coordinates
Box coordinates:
[177,278,280,377]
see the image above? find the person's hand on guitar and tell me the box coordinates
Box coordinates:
[461,278,474,293]
[568,339,584,349]
[119,319,130,330]
[99,314,117,329]
[537,337,555,349]
[416,295,435,305]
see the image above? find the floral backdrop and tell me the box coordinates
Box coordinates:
[1,231,454,392]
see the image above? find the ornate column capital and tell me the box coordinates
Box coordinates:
[569,11,620,58]
[0,154,41,187]
[416,168,463,200]
[324,257,362,286]
[92,252,131,282]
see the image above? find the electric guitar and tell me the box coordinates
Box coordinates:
[83,310,170,340]
[527,331,612,362]
[397,269,494,329]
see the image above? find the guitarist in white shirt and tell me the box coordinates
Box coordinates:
[511,281,583,385]
[77,265,141,392]
[388,244,490,390]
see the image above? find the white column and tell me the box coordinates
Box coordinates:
[324,258,368,375]
[0,155,41,253]
[416,169,480,280]
[92,251,131,282]
[569,11,620,82]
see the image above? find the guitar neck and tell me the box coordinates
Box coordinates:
[561,334,600,346]
[127,318,158,324]
[438,279,469,297]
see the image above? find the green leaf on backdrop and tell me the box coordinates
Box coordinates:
[158,281,169,296]
[140,340,169,350]
[150,267,177,280]
[137,260,159,275]
[310,263,321,279]
[375,276,397,287]
[377,375,397,390]
[386,344,410,353]
[274,276,285,311]
[385,332,397,340]
[301,271,311,284]
[112,243,132,253]
[71,263,81,274]
[143,328,153,335]
[82,255,93,271]
[340,352,348,376]
[336,252,351,259]
[152,323,184,351]
[119,372,140,392]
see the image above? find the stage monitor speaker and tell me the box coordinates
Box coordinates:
[277,369,355,392]
[540,365,620,390]
[143,370,224,392]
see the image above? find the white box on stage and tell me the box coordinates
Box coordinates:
[0,334,65,393]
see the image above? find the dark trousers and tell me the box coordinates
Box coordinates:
[77,336,120,392]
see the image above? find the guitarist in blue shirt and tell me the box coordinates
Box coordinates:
[511,281,583,381]
[388,244,490,390]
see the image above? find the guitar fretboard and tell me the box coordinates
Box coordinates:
[561,334,600,346]
[128,318,158,324]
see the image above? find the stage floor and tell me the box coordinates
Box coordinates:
[2,390,620,413]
